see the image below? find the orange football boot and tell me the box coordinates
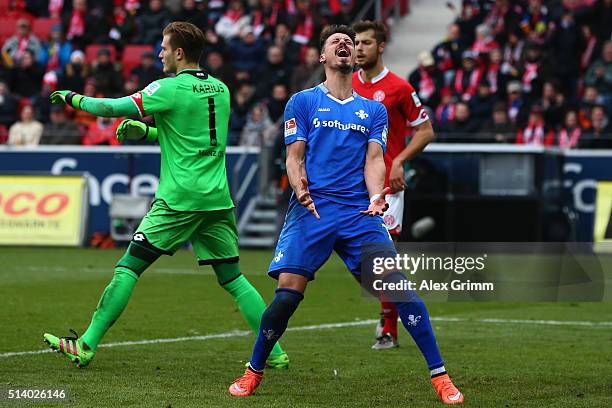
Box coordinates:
[432,373,464,404]
[228,366,263,397]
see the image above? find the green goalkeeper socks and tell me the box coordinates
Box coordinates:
[81,267,138,350]
[80,263,285,358]
[217,266,285,358]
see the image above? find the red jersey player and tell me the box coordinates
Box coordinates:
[352,21,435,350]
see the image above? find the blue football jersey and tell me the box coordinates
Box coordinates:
[283,83,389,206]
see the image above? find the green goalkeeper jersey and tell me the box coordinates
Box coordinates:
[131,69,234,212]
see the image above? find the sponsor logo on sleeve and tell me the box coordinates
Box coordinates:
[284,118,297,137]
[381,125,388,144]
[143,82,161,96]
[411,91,422,107]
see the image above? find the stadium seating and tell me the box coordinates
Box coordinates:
[32,17,61,41]
[85,44,118,63]
[121,45,155,78]
[0,17,17,45]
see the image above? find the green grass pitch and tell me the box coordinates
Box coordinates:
[0,247,611,407]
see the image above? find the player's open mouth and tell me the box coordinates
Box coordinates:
[336,47,350,58]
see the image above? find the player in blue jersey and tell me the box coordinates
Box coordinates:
[228,25,464,404]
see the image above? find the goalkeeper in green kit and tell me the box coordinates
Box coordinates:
[43,22,289,369]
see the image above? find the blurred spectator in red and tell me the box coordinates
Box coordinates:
[49,0,64,18]
[408,51,443,109]
[62,0,109,50]
[108,1,139,50]
[131,50,163,90]
[0,80,18,128]
[450,0,483,47]
[581,104,611,148]
[483,0,521,38]
[580,24,602,74]
[203,51,237,94]
[40,105,81,144]
[481,101,515,143]
[443,100,480,141]
[171,0,208,30]
[255,45,291,99]
[330,0,357,26]
[32,70,59,123]
[432,23,465,73]
[516,104,553,145]
[215,0,250,40]
[91,48,122,97]
[1,18,42,65]
[471,24,499,56]
[484,48,505,95]
[73,78,97,129]
[290,45,320,93]
[240,103,275,147]
[39,23,72,73]
[10,49,44,98]
[266,82,289,123]
[540,80,566,129]
[434,87,456,131]
[8,104,43,146]
[585,40,612,96]
[519,42,545,102]
[546,10,581,101]
[122,75,139,96]
[59,50,88,94]
[579,85,601,127]
[556,109,582,149]
[589,0,612,40]
[469,80,496,128]
[229,81,257,140]
[136,0,169,45]
[228,26,267,78]
[520,0,549,44]
[83,116,122,145]
[252,0,288,39]
[203,27,226,57]
[501,28,524,78]
[290,0,318,45]
[506,81,527,125]
[271,22,301,66]
[453,50,482,102]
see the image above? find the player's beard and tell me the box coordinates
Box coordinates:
[337,62,353,74]
[357,57,377,71]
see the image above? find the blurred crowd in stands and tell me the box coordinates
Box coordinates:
[0,0,610,148]
[412,0,612,148]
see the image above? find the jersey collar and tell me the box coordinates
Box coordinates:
[357,67,389,84]
[177,68,209,79]
[317,83,357,105]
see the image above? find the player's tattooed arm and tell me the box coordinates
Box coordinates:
[286,141,320,219]
[389,120,434,192]
[362,142,391,216]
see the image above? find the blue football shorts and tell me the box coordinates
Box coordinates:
[268,196,396,281]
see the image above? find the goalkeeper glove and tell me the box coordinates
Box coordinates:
[116,119,157,142]
[50,90,84,109]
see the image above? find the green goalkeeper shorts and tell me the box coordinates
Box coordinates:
[135,199,239,265]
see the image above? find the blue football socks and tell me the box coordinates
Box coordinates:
[249,288,303,371]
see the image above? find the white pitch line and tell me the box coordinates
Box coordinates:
[2,317,611,359]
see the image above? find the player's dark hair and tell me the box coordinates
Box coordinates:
[352,20,388,45]
[319,25,356,51]
[162,21,205,63]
